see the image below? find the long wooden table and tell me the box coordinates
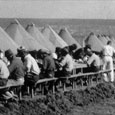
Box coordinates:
[72,63,87,74]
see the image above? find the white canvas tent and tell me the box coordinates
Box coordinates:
[85,33,104,52]
[42,26,68,48]
[26,23,55,52]
[0,27,18,53]
[59,28,81,49]
[5,20,45,50]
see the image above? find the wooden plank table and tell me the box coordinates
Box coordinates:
[72,63,87,74]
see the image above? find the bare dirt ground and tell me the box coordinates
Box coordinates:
[0,83,115,115]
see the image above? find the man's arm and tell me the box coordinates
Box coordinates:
[8,62,15,73]
[87,56,94,67]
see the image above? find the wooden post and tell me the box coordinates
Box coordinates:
[19,86,22,100]
[27,86,30,94]
[30,87,34,98]
[63,81,66,91]
[42,84,45,95]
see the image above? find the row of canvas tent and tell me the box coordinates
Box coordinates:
[0,19,114,55]
[1,19,81,54]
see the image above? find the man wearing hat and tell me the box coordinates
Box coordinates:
[39,49,55,79]
[5,49,25,85]
[19,48,40,85]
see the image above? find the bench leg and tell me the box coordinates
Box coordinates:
[72,79,76,90]
[41,84,45,95]
[52,82,55,93]
[30,87,34,98]
[80,77,83,87]
[19,90,22,100]
[27,86,30,94]
[63,81,66,92]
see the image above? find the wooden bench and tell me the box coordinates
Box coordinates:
[0,80,24,100]
[58,69,111,91]
[29,77,58,98]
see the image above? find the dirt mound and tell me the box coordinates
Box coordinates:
[0,83,115,115]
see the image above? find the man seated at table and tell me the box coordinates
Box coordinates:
[55,48,74,77]
[19,48,40,86]
[84,47,101,72]
[0,57,13,99]
[5,49,25,85]
[39,49,56,79]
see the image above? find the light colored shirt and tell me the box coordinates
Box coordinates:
[103,45,115,57]
[87,53,101,67]
[0,59,9,79]
[24,54,40,75]
[60,54,74,72]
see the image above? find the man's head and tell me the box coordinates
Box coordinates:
[38,49,50,59]
[5,49,14,61]
[107,40,112,45]
[17,46,28,58]
[86,48,93,56]
[61,47,69,57]
[69,44,77,51]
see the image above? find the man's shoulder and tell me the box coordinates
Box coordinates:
[0,59,6,65]
[13,57,23,64]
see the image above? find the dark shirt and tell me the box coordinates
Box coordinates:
[8,56,25,80]
[43,55,55,74]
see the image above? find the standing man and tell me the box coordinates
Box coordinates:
[102,40,115,83]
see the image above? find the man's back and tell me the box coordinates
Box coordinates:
[43,55,55,72]
[103,45,115,57]
[8,57,25,80]
[87,53,101,67]
[24,54,40,75]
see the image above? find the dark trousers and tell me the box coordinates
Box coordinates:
[0,78,7,86]
[25,73,39,86]
[55,70,71,78]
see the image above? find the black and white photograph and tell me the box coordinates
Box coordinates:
[0,0,115,115]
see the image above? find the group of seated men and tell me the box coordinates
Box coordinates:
[0,43,101,99]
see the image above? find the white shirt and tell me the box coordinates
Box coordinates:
[24,54,40,75]
[87,53,101,67]
[60,54,74,72]
[0,59,9,79]
[103,45,115,57]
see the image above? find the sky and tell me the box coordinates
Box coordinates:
[0,0,115,19]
